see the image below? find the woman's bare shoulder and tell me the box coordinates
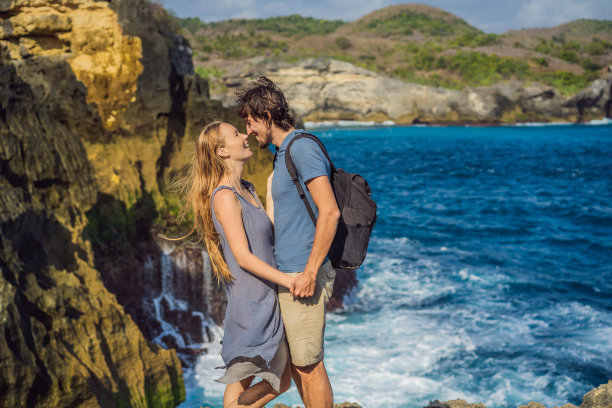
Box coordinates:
[213,188,239,208]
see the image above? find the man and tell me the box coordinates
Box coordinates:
[237,77,340,408]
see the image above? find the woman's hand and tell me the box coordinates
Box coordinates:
[288,273,302,296]
[292,272,316,298]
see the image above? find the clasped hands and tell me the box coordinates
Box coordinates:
[289,272,316,298]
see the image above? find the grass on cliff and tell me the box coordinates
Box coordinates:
[85,192,158,251]
[529,35,612,69]
[85,188,196,255]
[181,15,345,38]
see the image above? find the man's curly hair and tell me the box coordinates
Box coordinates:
[236,77,295,131]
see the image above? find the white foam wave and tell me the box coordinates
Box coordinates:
[508,121,574,127]
[587,117,612,125]
[305,120,396,129]
[181,236,610,408]
[458,268,482,282]
[504,117,612,127]
[179,325,226,407]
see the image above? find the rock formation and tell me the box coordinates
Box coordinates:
[0,44,185,407]
[216,58,612,125]
[422,380,612,408]
[0,0,272,406]
[581,380,612,408]
[276,381,612,408]
[1,2,358,406]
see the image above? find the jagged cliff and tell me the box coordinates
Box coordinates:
[0,43,185,407]
[0,0,276,406]
[215,58,612,124]
[1,2,357,407]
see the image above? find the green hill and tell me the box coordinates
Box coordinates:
[177,5,612,95]
[345,4,481,37]
[181,14,345,37]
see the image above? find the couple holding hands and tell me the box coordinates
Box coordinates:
[181,77,339,408]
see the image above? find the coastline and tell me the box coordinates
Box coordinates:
[304,117,612,130]
[270,380,612,408]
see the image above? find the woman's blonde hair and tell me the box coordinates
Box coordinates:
[172,121,234,283]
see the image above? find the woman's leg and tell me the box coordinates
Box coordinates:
[224,376,254,407]
[226,361,292,408]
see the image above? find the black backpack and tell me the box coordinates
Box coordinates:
[282,132,377,269]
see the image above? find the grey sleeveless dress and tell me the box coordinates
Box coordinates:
[211,180,287,391]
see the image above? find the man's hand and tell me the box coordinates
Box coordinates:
[292,272,316,298]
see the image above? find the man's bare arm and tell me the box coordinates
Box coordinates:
[266,171,274,224]
[292,175,340,298]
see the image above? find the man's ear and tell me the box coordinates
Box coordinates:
[265,111,272,128]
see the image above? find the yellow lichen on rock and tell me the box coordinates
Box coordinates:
[84,136,164,204]
[67,5,143,131]
[0,1,143,131]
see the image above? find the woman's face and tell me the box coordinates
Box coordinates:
[219,123,252,161]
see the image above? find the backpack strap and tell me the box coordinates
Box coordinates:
[284,132,335,226]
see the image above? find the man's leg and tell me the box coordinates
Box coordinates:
[278,262,336,408]
[292,359,333,408]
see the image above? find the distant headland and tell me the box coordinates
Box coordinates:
[178,4,612,124]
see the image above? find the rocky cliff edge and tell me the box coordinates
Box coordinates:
[0,0,268,406]
[217,58,612,125]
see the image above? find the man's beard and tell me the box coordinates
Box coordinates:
[257,129,273,149]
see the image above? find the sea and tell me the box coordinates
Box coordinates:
[180,121,612,408]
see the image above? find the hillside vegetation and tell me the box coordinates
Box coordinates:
[177,4,612,96]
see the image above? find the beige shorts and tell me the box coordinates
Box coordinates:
[277,260,336,367]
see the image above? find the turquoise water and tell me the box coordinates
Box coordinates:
[182,123,612,408]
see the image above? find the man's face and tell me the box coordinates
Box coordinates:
[245,114,272,149]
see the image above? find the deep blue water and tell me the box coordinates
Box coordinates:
[183,123,612,408]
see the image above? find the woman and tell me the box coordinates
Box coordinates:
[177,121,295,408]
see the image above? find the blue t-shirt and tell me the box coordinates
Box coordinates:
[272,130,331,272]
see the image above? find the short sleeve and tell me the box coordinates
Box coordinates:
[290,138,331,183]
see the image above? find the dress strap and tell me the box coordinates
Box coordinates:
[212,184,237,195]
[213,182,261,209]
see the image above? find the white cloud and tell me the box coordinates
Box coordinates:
[161,0,612,32]
[514,0,607,29]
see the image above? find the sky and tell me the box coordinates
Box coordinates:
[161,0,612,34]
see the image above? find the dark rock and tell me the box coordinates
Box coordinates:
[426,400,452,408]
[0,0,250,405]
[328,268,358,312]
[0,44,184,407]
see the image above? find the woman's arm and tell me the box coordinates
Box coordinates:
[266,171,274,224]
[214,189,294,289]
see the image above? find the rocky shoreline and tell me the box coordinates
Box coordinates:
[272,380,612,408]
[213,58,612,126]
